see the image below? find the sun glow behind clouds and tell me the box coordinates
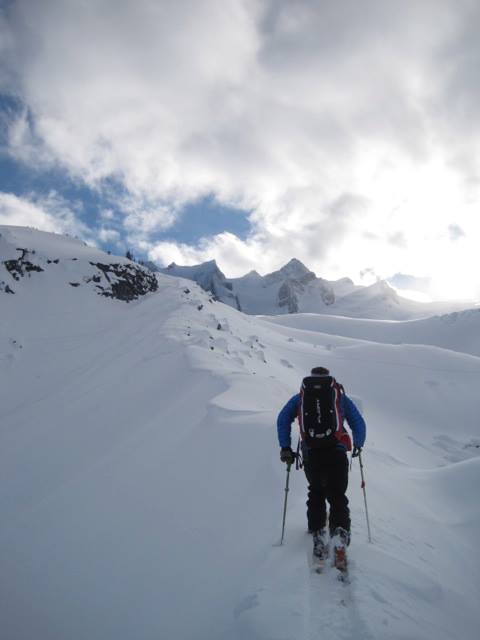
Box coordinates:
[392,288,433,303]
[324,153,480,302]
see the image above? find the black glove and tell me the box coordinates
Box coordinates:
[352,446,362,458]
[280,447,295,464]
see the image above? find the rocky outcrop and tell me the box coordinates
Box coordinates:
[0,281,15,294]
[1,246,158,302]
[4,248,44,282]
[88,262,158,302]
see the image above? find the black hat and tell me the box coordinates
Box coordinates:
[311,366,330,375]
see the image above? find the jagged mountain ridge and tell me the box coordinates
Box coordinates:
[160,259,241,309]
[161,258,348,315]
[160,257,468,320]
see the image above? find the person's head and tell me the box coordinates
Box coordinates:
[311,366,330,376]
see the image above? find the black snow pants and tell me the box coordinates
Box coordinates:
[303,446,350,535]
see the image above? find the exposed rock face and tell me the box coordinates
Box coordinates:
[278,281,299,313]
[88,262,158,302]
[4,248,44,282]
[0,281,15,294]
[1,245,158,302]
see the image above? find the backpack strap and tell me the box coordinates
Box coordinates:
[332,380,344,435]
[332,381,352,450]
[295,438,303,469]
[298,384,305,441]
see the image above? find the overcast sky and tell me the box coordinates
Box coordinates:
[1,0,479,301]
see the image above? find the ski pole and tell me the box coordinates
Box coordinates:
[280,462,292,545]
[358,451,372,543]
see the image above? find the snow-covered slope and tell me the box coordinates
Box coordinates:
[263,309,480,358]
[1,226,479,640]
[159,257,470,320]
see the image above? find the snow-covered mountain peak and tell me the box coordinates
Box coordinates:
[243,269,261,279]
[166,258,219,273]
[164,258,224,280]
[265,258,316,285]
[363,279,399,300]
[279,257,315,278]
[160,258,239,308]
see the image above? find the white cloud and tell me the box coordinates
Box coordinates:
[0,191,92,240]
[1,0,480,299]
[120,196,178,235]
[97,227,121,244]
[6,109,56,169]
[149,232,267,275]
[99,209,115,221]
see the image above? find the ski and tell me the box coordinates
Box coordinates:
[312,556,326,573]
[309,530,350,582]
[311,544,329,574]
[311,529,329,573]
[333,545,349,583]
[336,568,349,583]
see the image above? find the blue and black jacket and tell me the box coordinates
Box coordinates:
[277,391,366,451]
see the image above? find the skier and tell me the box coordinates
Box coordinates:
[276,367,366,570]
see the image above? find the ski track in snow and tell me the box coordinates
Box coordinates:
[1,227,480,640]
[304,544,365,640]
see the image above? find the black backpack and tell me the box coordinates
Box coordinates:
[298,375,345,449]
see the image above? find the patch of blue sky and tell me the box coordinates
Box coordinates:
[1,95,252,258]
[157,194,251,245]
[0,146,113,220]
[0,96,123,239]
